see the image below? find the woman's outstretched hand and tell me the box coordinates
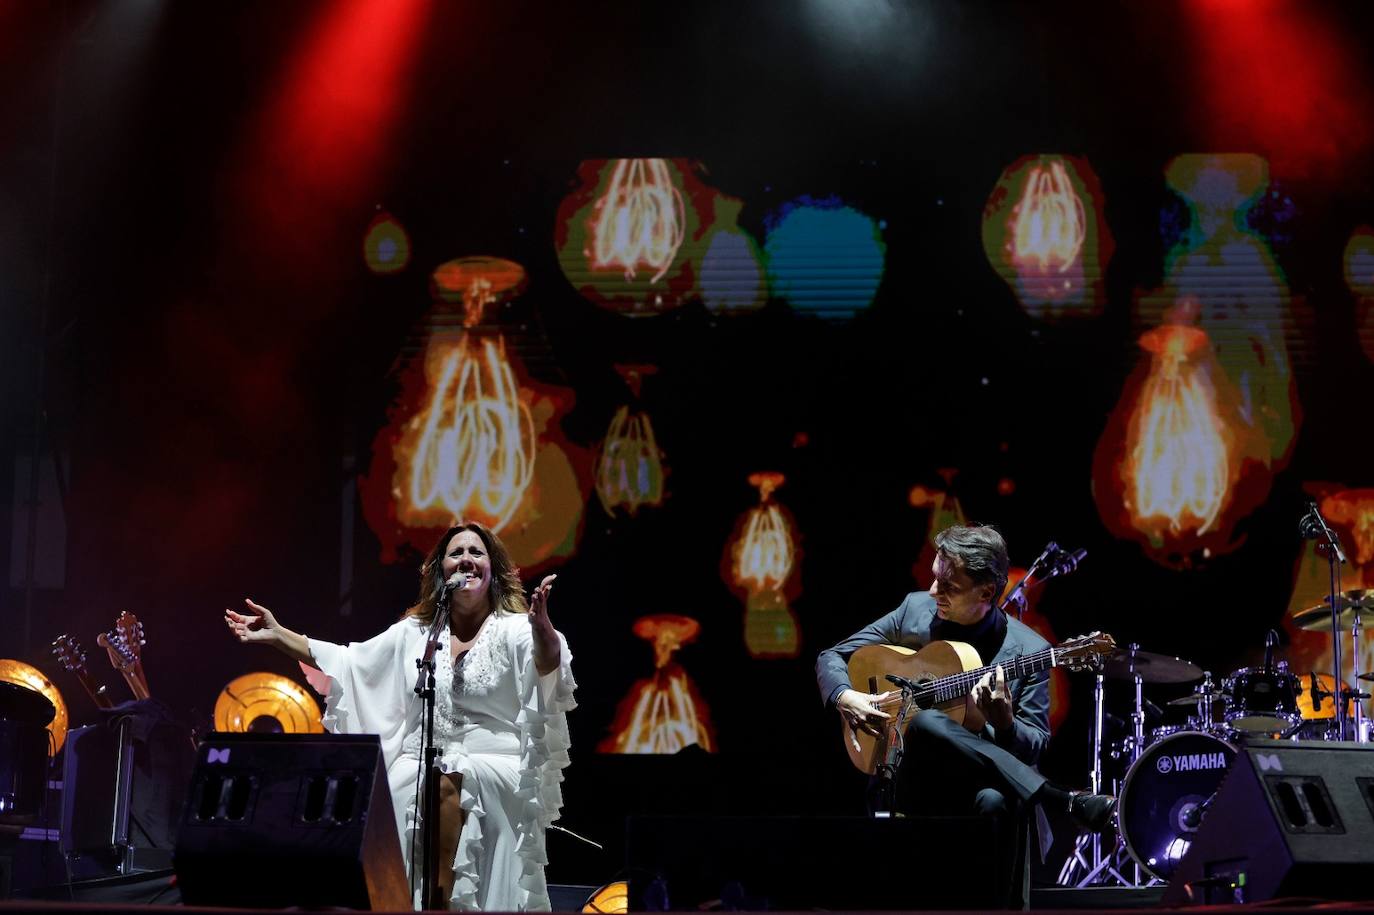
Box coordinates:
[528,574,557,633]
[528,574,560,675]
[224,598,316,664]
[224,598,281,645]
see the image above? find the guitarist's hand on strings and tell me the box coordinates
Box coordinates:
[836,688,900,752]
[974,664,1014,733]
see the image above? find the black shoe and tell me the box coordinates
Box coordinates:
[1068,791,1117,832]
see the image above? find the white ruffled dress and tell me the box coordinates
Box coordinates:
[308,612,577,911]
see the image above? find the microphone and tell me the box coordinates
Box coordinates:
[1142,698,1165,722]
[1181,791,1217,830]
[886,673,921,692]
[1309,672,1324,714]
[1034,546,1087,581]
[1262,629,1278,672]
[439,571,469,601]
[1300,501,1347,564]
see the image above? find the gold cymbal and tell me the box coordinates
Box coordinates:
[0,659,69,753]
[1166,689,1225,706]
[1290,591,1374,631]
[1102,649,1202,684]
[213,672,323,734]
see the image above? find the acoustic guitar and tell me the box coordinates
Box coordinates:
[97,611,151,701]
[51,634,116,710]
[843,631,1115,773]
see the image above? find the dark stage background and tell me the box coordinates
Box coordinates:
[4,0,1374,887]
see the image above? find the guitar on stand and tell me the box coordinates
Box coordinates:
[97,612,151,701]
[51,635,116,711]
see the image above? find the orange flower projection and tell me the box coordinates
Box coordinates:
[1139,155,1299,469]
[595,406,665,517]
[556,158,723,315]
[982,155,1111,318]
[1126,325,1232,537]
[590,159,685,283]
[1092,323,1266,564]
[598,615,716,754]
[431,257,527,328]
[359,322,589,570]
[724,472,802,658]
[402,335,537,532]
[1321,489,1374,567]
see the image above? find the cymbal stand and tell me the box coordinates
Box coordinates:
[1353,610,1367,743]
[1301,501,1347,741]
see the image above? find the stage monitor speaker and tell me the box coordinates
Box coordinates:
[627,815,999,910]
[173,732,408,910]
[60,708,195,877]
[1162,740,1374,905]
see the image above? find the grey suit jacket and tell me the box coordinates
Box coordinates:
[815,591,1051,766]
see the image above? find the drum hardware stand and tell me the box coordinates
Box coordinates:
[1300,501,1347,741]
[1058,665,1154,889]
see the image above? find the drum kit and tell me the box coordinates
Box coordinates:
[1059,589,1374,888]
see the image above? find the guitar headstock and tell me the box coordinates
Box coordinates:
[53,633,115,709]
[115,612,144,663]
[1054,631,1117,672]
[52,634,91,674]
[98,612,144,672]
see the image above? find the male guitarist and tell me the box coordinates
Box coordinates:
[815,525,1114,904]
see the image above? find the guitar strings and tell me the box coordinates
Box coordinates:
[909,646,1058,706]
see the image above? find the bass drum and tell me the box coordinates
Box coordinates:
[1117,730,1236,882]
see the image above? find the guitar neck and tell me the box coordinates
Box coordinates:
[75,669,117,709]
[922,646,1057,705]
[120,664,151,701]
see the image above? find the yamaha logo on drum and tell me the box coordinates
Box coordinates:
[1156,751,1228,774]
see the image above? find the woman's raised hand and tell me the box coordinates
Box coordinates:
[528,574,557,635]
[224,598,281,645]
[528,574,560,675]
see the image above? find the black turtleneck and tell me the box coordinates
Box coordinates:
[931,606,1009,670]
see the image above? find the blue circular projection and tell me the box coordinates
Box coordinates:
[763,195,886,319]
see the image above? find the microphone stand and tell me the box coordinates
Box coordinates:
[413,579,457,909]
[999,541,1061,620]
[1301,503,1347,740]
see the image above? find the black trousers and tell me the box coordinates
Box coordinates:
[885,709,1047,909]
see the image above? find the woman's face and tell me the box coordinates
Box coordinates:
[441,529,493,603]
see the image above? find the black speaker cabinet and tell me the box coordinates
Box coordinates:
[627,815,999,910]
[60,709,195,877]
[173,733,408,910]
[1162,741,1374,905]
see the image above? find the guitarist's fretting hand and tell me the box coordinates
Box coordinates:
[836,688,900,752]
[974,664,1014,733]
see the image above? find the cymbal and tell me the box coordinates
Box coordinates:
[1290,591,1374,631]
[1102,649,1202,684]
[1166,689,1224,706]
[213,672,323,734]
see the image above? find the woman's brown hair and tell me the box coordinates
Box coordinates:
[406,521,529,625]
